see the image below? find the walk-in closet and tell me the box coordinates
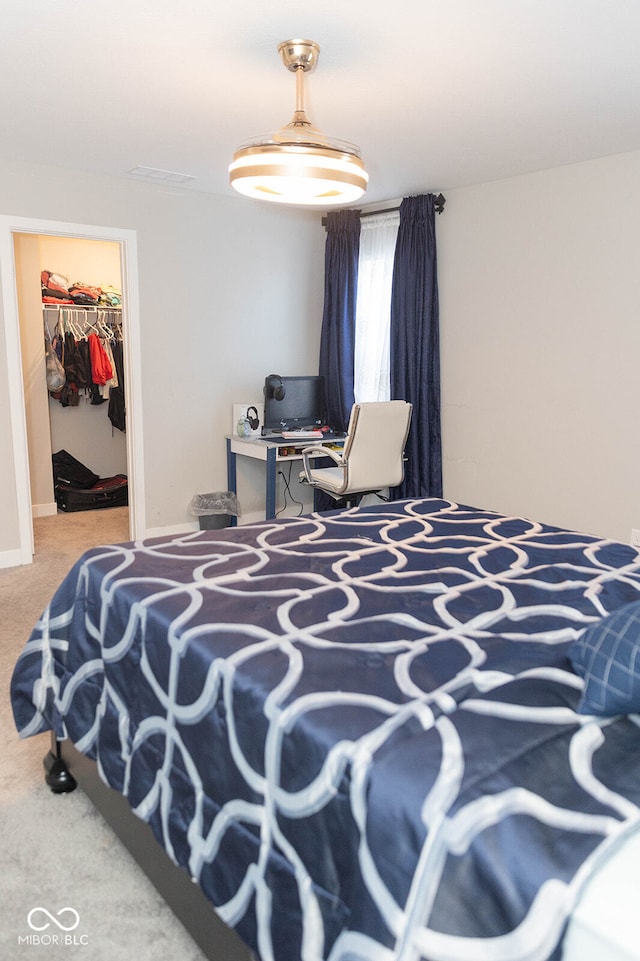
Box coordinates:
[14,233,128,532]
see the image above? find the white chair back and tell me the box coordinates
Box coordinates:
[340,401,412,494]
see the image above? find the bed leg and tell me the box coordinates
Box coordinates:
[43,734,77,794]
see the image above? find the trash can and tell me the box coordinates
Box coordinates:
[189,491,240,530]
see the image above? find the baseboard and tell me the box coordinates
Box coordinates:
[32,501,57,518]
[144,521,200,539]
[144,517,264,539]
[237,510,266,525]
[0,546,32,569]
[144,512,289,540]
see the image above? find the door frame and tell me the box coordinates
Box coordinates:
[0,215,146,564]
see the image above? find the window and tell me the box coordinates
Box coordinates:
[353,211,399,402]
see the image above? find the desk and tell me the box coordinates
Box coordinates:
[226,434,345,521]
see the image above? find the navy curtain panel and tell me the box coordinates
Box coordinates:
[390,194,442,499]
[318,209,361,433]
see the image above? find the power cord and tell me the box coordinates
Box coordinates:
[276,463,305,517]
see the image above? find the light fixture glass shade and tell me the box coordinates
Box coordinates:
[229,137,368,206]
[229,40,368,207]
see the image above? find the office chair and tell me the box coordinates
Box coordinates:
[299,401,413,507]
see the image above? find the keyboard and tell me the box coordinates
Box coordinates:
[280,430,323,440]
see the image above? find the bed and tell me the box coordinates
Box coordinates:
[10,497,640,961]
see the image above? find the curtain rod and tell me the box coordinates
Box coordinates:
[322,192,445,226]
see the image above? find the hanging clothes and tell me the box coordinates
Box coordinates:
[74,337,93,388]
[101,338,118,390]
[108,339,126,432]
[87,332,113,385]
[44,302,125,424]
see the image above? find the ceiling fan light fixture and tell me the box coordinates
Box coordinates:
[229,40,368,207]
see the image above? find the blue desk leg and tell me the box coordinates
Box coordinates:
[265,446,277,519]
[226,437,238,527]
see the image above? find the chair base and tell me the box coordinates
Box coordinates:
[322,490,391,511]
[333,494,362,509]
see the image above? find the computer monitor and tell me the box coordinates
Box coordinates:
[263,375,326,433]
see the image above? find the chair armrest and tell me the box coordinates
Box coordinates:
[300,445,344,483]
[302,445,344,463]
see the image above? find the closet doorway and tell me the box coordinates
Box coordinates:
[1,216,145,564]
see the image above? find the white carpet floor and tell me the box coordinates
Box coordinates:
[0,509,211,960]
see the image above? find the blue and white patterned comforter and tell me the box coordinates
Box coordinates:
[11,499,640,961]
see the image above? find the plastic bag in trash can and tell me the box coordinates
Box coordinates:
[189,491,240,516]
[189,492,240,529]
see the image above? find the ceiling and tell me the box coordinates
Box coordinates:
[3,0,640,208]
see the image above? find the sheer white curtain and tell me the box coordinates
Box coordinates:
[354,211,400,402]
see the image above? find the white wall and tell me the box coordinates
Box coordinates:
[14,233,53,513]
[5,149,636,557]
[438,150,640,541]
[0,158,325,557]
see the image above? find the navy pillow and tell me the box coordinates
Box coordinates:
[569,599,640,716]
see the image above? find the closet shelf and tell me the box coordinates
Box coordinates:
[43,303,122,310]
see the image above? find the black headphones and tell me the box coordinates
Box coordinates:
[265,374,285,401]
[246,405,259,431]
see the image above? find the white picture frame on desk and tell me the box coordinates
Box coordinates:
[232,403,263,438]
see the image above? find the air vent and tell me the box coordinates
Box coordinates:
[127,165,196,185]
